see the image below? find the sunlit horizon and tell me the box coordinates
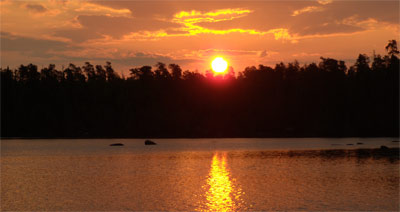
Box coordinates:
[1,0,398,75]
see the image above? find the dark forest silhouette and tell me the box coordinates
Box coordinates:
[1,40,399,138]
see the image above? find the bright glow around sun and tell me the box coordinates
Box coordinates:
[211,57,228,73]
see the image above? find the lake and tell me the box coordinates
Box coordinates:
[1,138,399,211]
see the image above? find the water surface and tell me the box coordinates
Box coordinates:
[1,138,399,211]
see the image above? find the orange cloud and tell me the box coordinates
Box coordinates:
[166,8,298,42]
[266,28,295,42]
[172,8,253,34]
[122,26,297,43]
[0,0,132,41]
[292,6,324,16]
[317,0,333,5]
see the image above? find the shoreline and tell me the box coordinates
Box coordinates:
[2,136,399,140]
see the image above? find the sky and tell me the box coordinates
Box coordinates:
[1,0,399,75]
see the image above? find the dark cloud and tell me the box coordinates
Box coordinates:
[53,28,104,43]
[46,50,201,69]
[292,22,364,36]
[324,1,399,24]
[25,3,47,13]
[54,15,181,42]
[164,28,188,35]
[289,1,399,36]
[1,32,77,68]
[1,32,70,54]
[110,52,201,67]
[168,1,398,37]
[0,32,198,68]
[259,50,268,57]
[199,49,259,57]
[78,15,179,33]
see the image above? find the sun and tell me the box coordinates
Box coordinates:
[211,57,228,73]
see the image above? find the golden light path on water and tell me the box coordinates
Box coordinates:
[198,152,244,212]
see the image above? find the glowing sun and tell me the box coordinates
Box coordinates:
[211,57,228,73]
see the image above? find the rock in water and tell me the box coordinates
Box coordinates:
[145,140,157,145]
[380,145,389,150]
[110,143,124,146]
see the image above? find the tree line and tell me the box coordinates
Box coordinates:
[1,40,399,138]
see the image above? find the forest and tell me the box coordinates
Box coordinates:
[1,40,399,138]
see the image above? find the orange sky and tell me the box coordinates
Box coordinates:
[1,0,399,75]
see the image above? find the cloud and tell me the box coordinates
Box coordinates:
[1,32,71,54]
[295,22,363,36]
[173,8,252,23]
[112,8,277,41]
[171,8,256,36]
[292,6,324,16]
[25,4,47,13]
[0,31,199,72]
[340,15,381,30]
[52,14,181,42]
[83,52,202,70]
[0,0,133,41]
[267,28,295,42]
[1,0,398,73]
[53,28,104,43]
[0,31,77,67]
[162,8,297,42]
[195,49,261,57]
[288,0,399,39]
[48,46,201,68]
[259,50,268,58]
[69,1,131,17]
[317,0,333,5]
[292,52,321,57]
[293,14,397,37]
[81,15,179,38]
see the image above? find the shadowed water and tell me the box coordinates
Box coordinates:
[1,138,399,211]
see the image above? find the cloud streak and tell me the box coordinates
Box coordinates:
[119,8,297,43]
[25,4,48,13]
[292,6,324,16]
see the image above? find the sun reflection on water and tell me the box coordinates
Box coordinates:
[198,152,244,212]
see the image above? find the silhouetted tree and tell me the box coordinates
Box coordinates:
[354,54,371,75]
[129,65,153,80]
[169,64,182,80]
[386,40,399,57]
[83,62,96,81]
[63,63,85,83]
[1,39,398,138]
[224,66,235,80]
[16,64,40,83]
[182,70,203,81]
[40,64,64,83]
[104,61,119,81]
[154,62,171,80]
[0,67,14,82]
[95,65,107,82]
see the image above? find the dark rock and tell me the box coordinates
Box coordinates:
[110,143,124,146]
[346,143,354,146]
[145,140,157,145]
[356,142,364,145]
[380,145,389,150]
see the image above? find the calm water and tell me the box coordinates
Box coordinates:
[1,138,399,211]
